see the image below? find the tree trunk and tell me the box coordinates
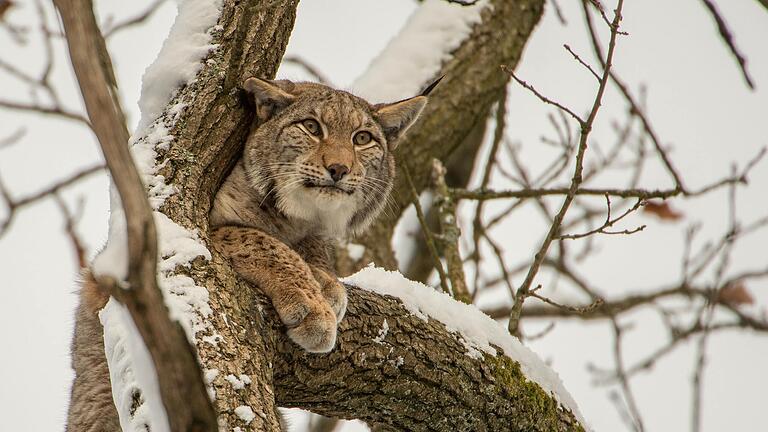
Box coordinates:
[129,0,583,430]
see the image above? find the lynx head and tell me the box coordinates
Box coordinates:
[241,77,428,238]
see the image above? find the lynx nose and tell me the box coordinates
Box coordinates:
[326,164,349,182]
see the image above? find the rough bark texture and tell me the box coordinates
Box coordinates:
[134,0,583,430]
[356,0,546,270]
[272,286,582,432]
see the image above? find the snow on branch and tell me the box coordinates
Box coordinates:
[343,265,586,426]
[352,0,488,102]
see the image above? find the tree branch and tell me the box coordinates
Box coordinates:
[53,0,217,429]
[272,286,585,431]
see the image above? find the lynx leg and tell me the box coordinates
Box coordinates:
[67,274,121,432]
[211,226,338,352]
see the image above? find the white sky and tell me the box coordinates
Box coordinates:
[0,0,766,431]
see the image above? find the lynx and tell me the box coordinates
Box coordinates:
[67,77,429,430]
[209,78,428,351]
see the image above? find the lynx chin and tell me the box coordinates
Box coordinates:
[66,77,431,431]
[210,77,430,353]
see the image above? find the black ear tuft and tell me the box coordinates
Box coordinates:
[420,75,445,96]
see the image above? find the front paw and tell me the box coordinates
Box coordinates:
[286,300,337,353]
[310,267,348,323]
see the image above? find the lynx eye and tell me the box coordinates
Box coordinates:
[353,131,372,146]
[302,119,321,136]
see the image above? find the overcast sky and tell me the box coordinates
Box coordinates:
[0,0,766,431]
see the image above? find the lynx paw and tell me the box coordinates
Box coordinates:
[274,289,338,353]
[286,302,337,353]
[311,268,348,323]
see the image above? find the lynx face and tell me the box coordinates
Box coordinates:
[242,78,426,238]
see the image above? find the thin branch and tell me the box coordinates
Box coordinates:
[404,166,450,295]
[53,193,88,268]
[699,0,755,89]
[528,285,604,314]
[550,0,568,25]
[432,159,470,303]
[503,65,585,125]
[0,99,91,125]
[564,44,600,81]
[102,0,167,38]
[282,55,331,85]
[557,195,645,240]
[581,0,687,191]
[0,164,104,237]
[508,0,625,336]
[609,318,645,432]
[0,127,25,149]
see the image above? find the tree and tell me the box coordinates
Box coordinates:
[1,0,766,431]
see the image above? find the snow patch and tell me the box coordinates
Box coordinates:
[136,0,223,135]
[373,318,389,344]
[343,265,585,425]
[352,0,488,102]
[234,406,256,424]
[225,374,252,390]
[345,242,366,261]
[101,299,171,432]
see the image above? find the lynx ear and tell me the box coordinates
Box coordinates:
[374,95,427,149]
[243,77,296,121]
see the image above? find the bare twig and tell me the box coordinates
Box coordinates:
[550,0,568,25]
[564,44,600,81]
[699,0,755,89]
[507,0,625,336]
[53,193,88,268]
[557,195,645,240]
[405,166,450,295]
[0,128,25,149]
[102,0,167,38]
[283,55,331,85]
[609,318,645,432]
[528,285,604,314]
[0,164,104,237]
[581,0,687,191]
[503,65,584,124]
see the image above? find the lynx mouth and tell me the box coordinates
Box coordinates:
[303,180,353,195]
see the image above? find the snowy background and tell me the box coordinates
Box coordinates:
[0,0,766,431]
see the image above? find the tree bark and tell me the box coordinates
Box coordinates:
[272,286,582,432]
[126,0,582,430]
